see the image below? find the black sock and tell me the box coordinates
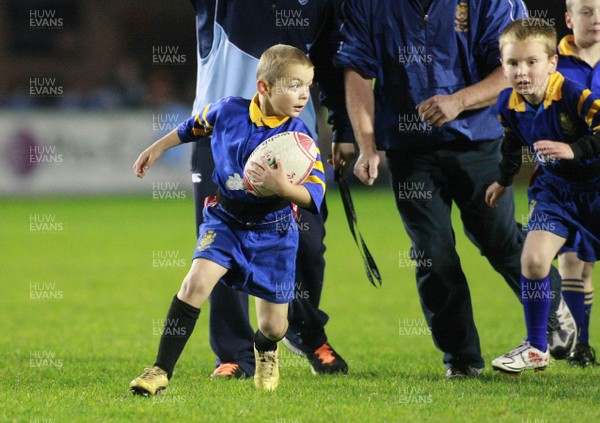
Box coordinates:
[154,295,200,379]
[254,330,280,353]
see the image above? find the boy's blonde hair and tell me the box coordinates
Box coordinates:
[256,44,313,84]
[499,19,557,57]
[566,0,574,12]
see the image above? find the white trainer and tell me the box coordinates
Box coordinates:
[547,297,577,360]
[492,341,549,374]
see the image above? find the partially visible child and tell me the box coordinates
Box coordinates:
[129,44,325,393]
[485,19,600,374]
[554,0,600,366]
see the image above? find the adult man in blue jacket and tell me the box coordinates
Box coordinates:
[333,0,576,377]
[188,0,351,378]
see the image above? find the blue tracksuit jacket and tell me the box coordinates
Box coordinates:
[334,0,528,151]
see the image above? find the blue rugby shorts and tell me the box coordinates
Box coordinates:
[193,204,299,303]
[528,172,600,262]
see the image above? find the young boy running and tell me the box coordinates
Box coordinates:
[129,44,325,393]
[555,0,600,366]
[485,19,600,374]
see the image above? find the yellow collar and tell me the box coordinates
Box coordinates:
[508,72,564,112]
[558,35,577,58]
[249,93,290,127]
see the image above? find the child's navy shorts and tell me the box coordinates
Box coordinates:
[528,171,600,262]
[193,203,299,303]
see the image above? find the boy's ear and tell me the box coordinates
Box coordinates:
[565,11,573,30]
[257,79,270,96]
[500,58,509,79]
[549,53,558,73]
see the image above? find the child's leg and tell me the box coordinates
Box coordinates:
[521,231,567,352]
[155,258,227,378]
[253,299,288,391]
[581,262,594,345]
[564,261,596,366]
[559,252,586,343]
[254,298,289,351]
[176,258,227,307]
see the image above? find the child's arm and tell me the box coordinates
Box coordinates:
[534,134,600,161]
[537,84,600,161]
[133,129,182,178]
[532,140,574,161]
[485,129,521,208]
[496,131,523,188]
[133,103,216,178]
[570,134,600,158]
[247,158,314,208]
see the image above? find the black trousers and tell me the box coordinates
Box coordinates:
[191,142,329,376]
[386,138,561,368]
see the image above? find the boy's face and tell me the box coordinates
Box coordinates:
[263,64,314,117]
[566,0,600,48]
[501,40,557,104]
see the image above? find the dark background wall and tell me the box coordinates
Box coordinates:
[0,0,573,110]
[524,0,569,39]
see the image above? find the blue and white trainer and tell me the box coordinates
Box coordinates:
[492,341,549,374]
[547,297,577,360]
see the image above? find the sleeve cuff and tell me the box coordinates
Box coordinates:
[497,174,514,187]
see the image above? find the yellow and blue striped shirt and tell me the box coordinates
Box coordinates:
[178,94,326,212]
[497,72,600,186]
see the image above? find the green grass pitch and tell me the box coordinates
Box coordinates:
[1,187,599,422]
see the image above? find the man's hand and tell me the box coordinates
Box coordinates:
[344,69,378,185]
[415,66,508,128]
[330,142,357,176]
[533,140,575,160]
[416,94,465,127]
[485,182,508,208]
[353,149,379,186]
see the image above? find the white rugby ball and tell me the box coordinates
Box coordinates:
[243,131,317,197]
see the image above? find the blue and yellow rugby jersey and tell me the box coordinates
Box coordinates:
[177,94,326,212]
[557,35,600,93]
[496,72,600,187]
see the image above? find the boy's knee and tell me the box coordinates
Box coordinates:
[521,250,550,279]
[257,318,288,341]
[582,263,594,282]
[179,268,212,300]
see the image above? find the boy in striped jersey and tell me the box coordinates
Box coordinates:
[487,19,600,373]
[130,45,325,393]
[553,0,600,366]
